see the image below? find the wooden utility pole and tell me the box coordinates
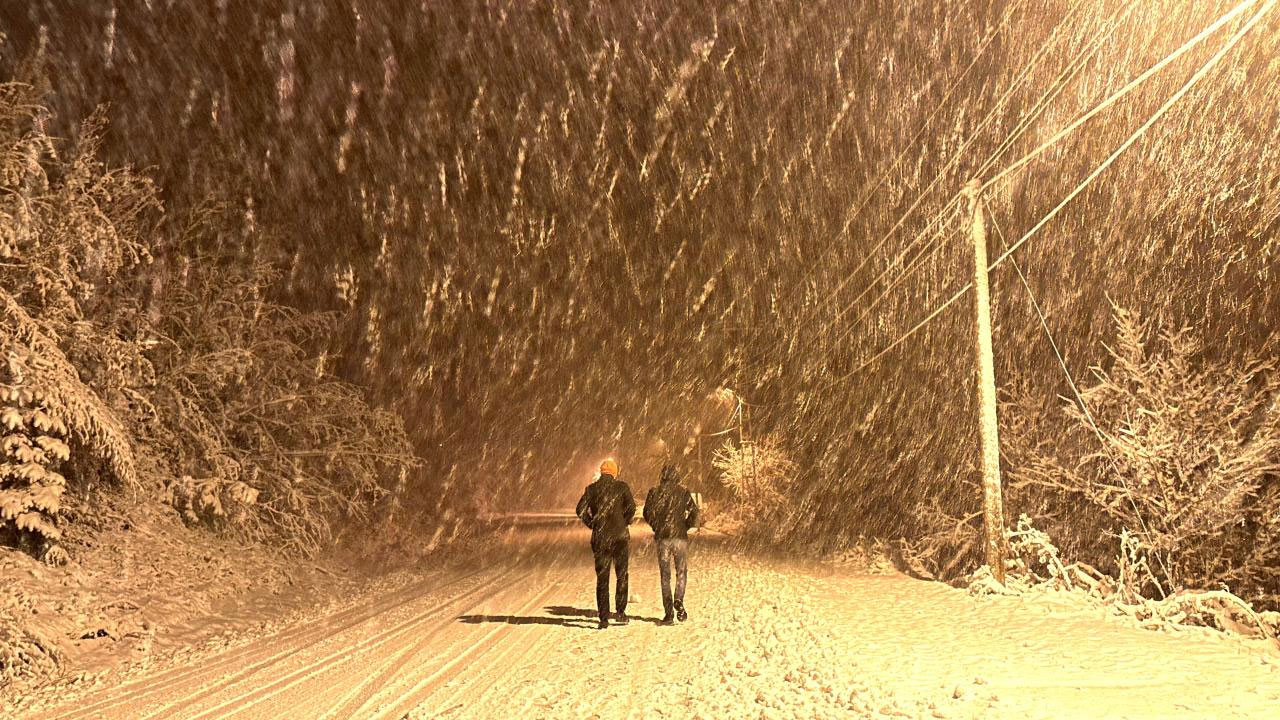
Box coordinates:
[965,179,1007,584]
[742,400,757,490]
[697,435,704,487]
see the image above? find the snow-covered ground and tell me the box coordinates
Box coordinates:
[11,525,1279,719]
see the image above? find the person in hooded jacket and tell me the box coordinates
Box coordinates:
[643,463,700,624]
[576,458,636,629]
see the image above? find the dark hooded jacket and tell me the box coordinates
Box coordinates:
[576,473,636,540]
[643,467,700,540]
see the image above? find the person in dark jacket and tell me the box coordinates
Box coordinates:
[643,463,700,624]
[575,458,636,629]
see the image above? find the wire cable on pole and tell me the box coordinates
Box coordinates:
[813,0,1136,358]
[809,0,1273,394]
[848,205,965,327]
[837,0,1102,290]
[970,0,1141,185]
[980,0,1262,195]
[988,0,1273,272]
[756,0,1119,370]
[827,0,1034,278]
[989,214,1174,595]
[741,0,1041,367]
[814,277,973,394]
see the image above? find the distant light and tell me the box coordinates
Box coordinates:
[710,387,738,406]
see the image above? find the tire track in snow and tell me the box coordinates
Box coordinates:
[170,564,535,720]
[356,556,574,719]
[614,543,662,720]
[405,566,579,718]
[43,568,488,720]
[373,583,564,720]
[315,563,566,720]
[620,616,659,720]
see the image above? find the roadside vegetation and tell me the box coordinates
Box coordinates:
[3,0,1279,682]
[0,79,418,683]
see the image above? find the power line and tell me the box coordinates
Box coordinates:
[980,0,1262,195]
[848,205,964,328]
[836,0,1100,292]
[830,33,1105,348]
[739,0,1037,365]
[745,0,1093,371]
[820,278,973,394]
[988,0,1273,272]
[970,0,1141,184]
[824,0,1034,282]
[809,0,1273,392]
[752,0,1262,409]
[807,0,1134,360]
[989,214,1173,596]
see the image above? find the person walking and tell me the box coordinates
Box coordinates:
[643,463,699,624]
[575,458,636,629]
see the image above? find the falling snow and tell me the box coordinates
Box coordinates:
[2,0,1280,717]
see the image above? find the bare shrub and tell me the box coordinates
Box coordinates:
[711,435,797,540]
[1003,305,1280,606]
[969,516,1279,645]
[0,80,418,559]
[140,241,419,555]
[900,494,982,583]
[0,587,61,685]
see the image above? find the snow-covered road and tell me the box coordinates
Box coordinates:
[21,525,1280,719]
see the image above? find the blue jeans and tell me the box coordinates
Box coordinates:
[656,538,688,615]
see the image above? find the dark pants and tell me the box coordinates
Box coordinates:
[656,537,688,616]
[591,533,629,620]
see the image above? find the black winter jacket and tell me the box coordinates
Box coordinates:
[643,481,699,540]
[576,475,636,540]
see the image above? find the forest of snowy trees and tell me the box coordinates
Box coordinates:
[2,0,1278,619]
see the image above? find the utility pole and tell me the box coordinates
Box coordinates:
[742,399,757,491]
[738,397,747,448]
[696,435,704,488]
[965,179,1007,584]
